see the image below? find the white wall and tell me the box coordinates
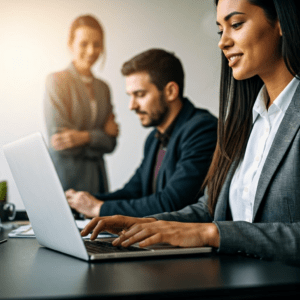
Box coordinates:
[0,0,220,209]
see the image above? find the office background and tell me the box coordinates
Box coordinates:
[0,0,220,209]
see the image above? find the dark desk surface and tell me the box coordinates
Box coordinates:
[1,225,300,300]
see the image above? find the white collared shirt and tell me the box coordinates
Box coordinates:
[229,77,299,222]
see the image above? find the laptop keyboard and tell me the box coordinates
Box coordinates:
[84,240,148,254]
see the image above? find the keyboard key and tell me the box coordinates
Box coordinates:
[84,240,147,254]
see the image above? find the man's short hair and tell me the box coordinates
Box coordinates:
[121,49,185,99]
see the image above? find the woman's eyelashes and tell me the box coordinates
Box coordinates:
[232,22,244,29]
[217,22,244,36]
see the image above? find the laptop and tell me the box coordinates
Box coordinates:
[3,132,212,261]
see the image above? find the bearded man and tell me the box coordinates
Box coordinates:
[66,49,218,218]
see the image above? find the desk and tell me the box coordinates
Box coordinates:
[1,226,300,300]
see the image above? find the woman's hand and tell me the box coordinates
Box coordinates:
[104,113,119,137]
[112,221,220,248]
[51,128,90,150]
[81,216,220,248]
[80,215,156,239]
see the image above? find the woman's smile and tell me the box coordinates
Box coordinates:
[227,53,243,67]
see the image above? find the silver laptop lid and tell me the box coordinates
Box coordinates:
[3,132,89,261]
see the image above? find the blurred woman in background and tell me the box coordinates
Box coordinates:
[44,15,119,195]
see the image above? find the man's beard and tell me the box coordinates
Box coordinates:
[136,93,170,128]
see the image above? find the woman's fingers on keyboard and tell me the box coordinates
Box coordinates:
[113,224,148,247]
[81,217,104,237]
[81,215,156,240]
[82,216,129,239]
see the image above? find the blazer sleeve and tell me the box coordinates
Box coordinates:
[87,82,117,154]
[214,221,300,263]
[94,159,145,201]
[43,73,82,156]
[152,191,300,263]
[98,115,217,217]
[44,74,116,157]
[150,189,213,223]
[152,193,300,263]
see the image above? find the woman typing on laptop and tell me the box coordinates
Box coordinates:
[81,0,300,263]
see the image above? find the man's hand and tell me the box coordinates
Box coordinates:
[65,189,104,218]
[51,128,90,150]
[80,215,157,239]
[104,113,119,137]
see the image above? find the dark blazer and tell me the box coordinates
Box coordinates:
[44,63,117,194]
[97,98,218,217]
[153,82,300,263]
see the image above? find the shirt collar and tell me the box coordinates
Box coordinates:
[252,77,300,124]
[155,116,178,148]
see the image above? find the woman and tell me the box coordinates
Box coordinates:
[44,15,119,195]
[81,0,300,263]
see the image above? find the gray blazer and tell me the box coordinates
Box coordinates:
[43,63,117,194]
[153,81,300,263]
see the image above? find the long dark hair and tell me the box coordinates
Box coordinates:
[204,0,300,216]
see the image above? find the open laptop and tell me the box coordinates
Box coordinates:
[3,132,212,261]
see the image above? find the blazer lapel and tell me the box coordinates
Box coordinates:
[253,83,300,219]
[93,81,107,127]
[144,135,160,194]
[214,164,236,221]
[67,63,92,128]
[155,99,195,189]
